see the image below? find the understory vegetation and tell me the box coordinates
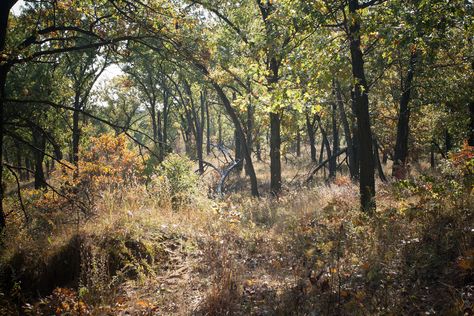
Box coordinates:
[0,135,472,315]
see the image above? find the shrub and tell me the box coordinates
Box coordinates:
[155,154,199,208]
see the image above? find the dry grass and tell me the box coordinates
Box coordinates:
[0,152,473,315]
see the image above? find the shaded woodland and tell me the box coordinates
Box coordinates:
[0,0,473,315]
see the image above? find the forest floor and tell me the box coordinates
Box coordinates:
[0,159,473,315]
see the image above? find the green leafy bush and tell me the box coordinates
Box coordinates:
[156,154,199,208]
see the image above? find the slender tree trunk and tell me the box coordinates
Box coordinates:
[382,152,388,165]
[335,80,357,178]
[445,129,452,155]
[331,101,339,178]
[206,92,211,155]
[348,0,375,211]
[318,117,335,179]
[32,128,47,189]
[157,110,163,161]
[392,50,418,179]
[306,112,317,162]
[71,92,81,168]
[270,112,282,194]
[245,102,253,175]
[218,111,222,145]
[0,66,6,230]
[296,129,301,157]
[0,3,12,229]
[232,92,244,173]
[234,129,244,172]
[256,137,262,162]
[163,89,169,155]
[374,138,387,182]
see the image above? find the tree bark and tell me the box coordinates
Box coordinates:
[392,50,418,179]
[348,0,375,212]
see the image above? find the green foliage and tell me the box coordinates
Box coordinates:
[155,153,199,208]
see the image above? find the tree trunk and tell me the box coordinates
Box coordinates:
[245,102,253,175]
[32,128,47,189]
[256,137,262,162]
[218,111,222,145]
[331,101,339,179]
[335,80,357,178]
[212,82,259,197]
[234,129,244,172]
[270,112,282,195]
[374,138,387,182]
[445,129,452,155]
[348,0,375,212]
[0,65,7,229]
[196,90,205,174]
[71,92,81,168]
[0,1,13,229]
[392,50,418,179]
[206,92,211,155]
[318,117,335,179]
[306,112,317,162]
[296,129,301,157]
[163,88,169,155]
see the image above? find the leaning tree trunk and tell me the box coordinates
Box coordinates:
[212,82,259,197]
[392,50,418,179]
[349,0,375,212]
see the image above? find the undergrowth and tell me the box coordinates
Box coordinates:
[0,135,472,315]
